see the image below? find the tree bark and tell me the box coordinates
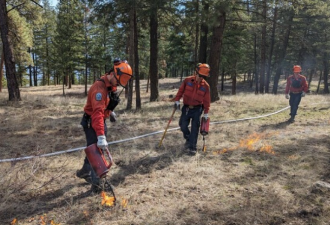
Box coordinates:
[266,2,277,93]
[208,8,226,102]
[0,0,21,101]
[272,12,294,94]
[323,52,329,93]
[127,5,134,110]
[199,0,209,63]
[149,4,159,102]
[133,6,141,109]
[0,50,3,92]
[254,33,259,94]
[194,0,199,64]
[316,70,322,93]
[259,0,267,94]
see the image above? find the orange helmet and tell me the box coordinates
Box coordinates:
[293,65,301,73]
[196,63,210,77]
[114,61,133,87]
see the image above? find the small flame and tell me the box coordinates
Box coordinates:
[40,215,46,225]
[101,191,115,207]
[121,199,128,208]
[260,145,275,155]
[83,210,89,217]
[10,218,17,225]
[50,220,61,225]
[213,132,277,155]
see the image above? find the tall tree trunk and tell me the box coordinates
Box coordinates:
[323,52,329,93]
[208,9,225,102]
[0,50,3,92]
[221,67,224,91]
[133,6,141,109]
[316,70,322,93]
[272,12,294,94]
[149,4,159,102]
[0,0,20,101]
[46,27,50,86]
[266,2,277,93]
[194,0,199,64]
[199,0,209,63]
[254,33,259,94]
[259,0,267,93]
[33,53,38,86]
[127,5,134,110]
[28,47,32,87]
[308,68,314,88]
[232,70,236,95]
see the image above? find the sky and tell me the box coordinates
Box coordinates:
[49,0,58,7]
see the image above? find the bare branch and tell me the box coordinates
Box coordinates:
[29,0,43,8]
[7,3,25,13]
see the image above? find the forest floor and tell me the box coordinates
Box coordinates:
[0,77,329,225]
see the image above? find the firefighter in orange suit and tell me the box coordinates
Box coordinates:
[285,65,308,123]
[173,63,211,155]
[77,60,132,192]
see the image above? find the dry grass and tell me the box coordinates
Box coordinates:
[0,78,329,225]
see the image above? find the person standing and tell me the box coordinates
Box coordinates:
[77,60,132,192]
[285,65,308,123]
[173,63,211,155]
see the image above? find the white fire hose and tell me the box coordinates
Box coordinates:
[0,106,290,163]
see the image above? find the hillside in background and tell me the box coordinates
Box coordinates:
[0,78,329,225]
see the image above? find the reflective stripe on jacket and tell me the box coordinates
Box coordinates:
[174,75,211,113]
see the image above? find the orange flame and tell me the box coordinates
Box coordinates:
[10,218,17,225]
[213,132,277,155]
[121,198,128,208]
[101,191,115,207]
[50,220,61,225]
[260,145,275,155]
[40,215,46,225]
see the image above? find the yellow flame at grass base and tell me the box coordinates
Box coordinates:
[101,191,116,207]
[213,132,276,155]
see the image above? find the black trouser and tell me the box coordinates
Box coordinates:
[81,113,107,185]
[289,92,302,119]
[179,105,203,151]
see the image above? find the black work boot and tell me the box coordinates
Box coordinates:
[288,116,295,123]
[188,148,197,156]
[76,163,92,183]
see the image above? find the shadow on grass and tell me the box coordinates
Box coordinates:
[0,184,92,223]
[110,147,186,186]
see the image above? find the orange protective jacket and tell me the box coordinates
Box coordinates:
[285,74,308,94]
[174,75,211,113]
[84,75,115,136]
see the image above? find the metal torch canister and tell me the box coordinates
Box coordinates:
[84,143,113,178]
[200,117,210,136]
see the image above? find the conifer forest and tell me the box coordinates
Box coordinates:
[1,0,330,103]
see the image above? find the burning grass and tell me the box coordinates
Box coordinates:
[0,79,330,224]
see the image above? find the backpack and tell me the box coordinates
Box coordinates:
[291,77,302,88]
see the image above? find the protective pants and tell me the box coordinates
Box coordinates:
[289,92,302,119]
[179,105,203,151]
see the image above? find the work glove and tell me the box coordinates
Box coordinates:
[174,101,180,110]
[285,94,289,99]
[203,113,208,120]
[110,111,117,122]
[301,92,306,97]
[97,135,108,150]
